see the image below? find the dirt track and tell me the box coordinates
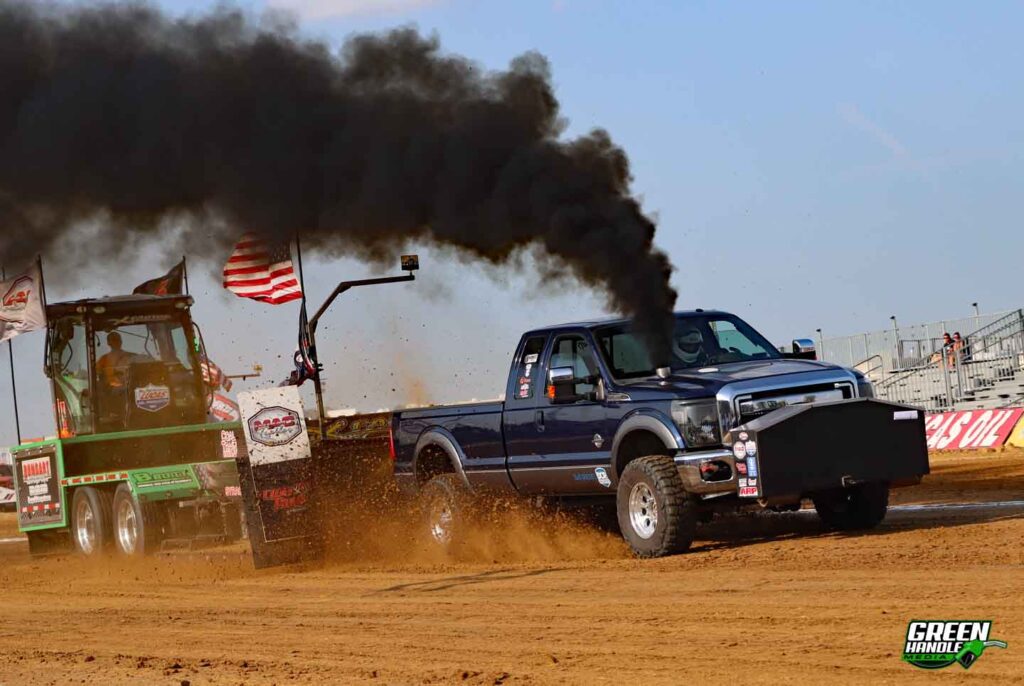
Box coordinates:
[2,450,1023,685]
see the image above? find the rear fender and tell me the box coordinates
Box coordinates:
[610,410,684,480]
[413,428,471,489]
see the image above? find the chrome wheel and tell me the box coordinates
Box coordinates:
[429,498,453,545]
[116,497,139,554]
[628,482,659,539]
[74,497,98,555]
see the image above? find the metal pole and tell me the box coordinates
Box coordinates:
[36,255,48,308]
[890,316,901,369]
[305,273,416,429]
[1,266,22,445]
[182,255,190,296]
[292,235,325,432]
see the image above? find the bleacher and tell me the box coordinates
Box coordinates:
[824,310,1024,413]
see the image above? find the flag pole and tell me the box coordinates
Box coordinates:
[182,255,190,296]
[36,255,48,308]
[1,266,22,446]
[293,234,325,432]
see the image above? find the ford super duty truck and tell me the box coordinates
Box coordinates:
[391,310,929,557]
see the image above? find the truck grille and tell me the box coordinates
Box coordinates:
[735,382,854,425]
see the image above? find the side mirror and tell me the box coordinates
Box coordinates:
[547,366,579,403]
[788,338,817,360]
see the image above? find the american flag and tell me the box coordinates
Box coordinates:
[222,234,302,305]
[200,356,233,392]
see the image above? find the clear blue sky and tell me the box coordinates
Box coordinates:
[2,0,1022,445]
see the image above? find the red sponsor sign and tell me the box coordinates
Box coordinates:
[924,408,1024,451]
[21,457,52,481]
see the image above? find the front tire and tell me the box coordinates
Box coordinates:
[813,482,889,531]
[616,456,697,558]
[71,487,112,556]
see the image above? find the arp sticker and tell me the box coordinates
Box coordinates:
[746,457,759,478]
[134,384,171,412]
[745,440,758,458]
[247,406,302,447]
[732,441,747,461]
[739,486,758,497]
[594,467,612,488]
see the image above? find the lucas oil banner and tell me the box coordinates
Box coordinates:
[237,387,320,568]
[0,263,46,343]
[924,408,1024,451]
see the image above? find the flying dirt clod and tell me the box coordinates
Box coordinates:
[0,2,677,360]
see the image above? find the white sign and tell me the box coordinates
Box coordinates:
[0,263,46,343]
[238,387,311,465]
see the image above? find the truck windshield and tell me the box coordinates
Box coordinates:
[596,314,782,378]
[93,312,203,431]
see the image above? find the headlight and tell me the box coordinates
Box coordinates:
[671,400,722,449]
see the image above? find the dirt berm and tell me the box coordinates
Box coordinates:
[1,450,1022,684]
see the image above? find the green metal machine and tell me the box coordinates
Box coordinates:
[11,294,245,556]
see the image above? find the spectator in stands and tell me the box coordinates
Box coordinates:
[953,331,970,363]
[932,332,954,367]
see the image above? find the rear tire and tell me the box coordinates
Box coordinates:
[616,455,697,558]
[813,482,889,531]
[112,484,162,556]
[419,474,473,553]
[71,487,112,556]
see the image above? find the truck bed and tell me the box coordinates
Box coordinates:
[393,401,506,468]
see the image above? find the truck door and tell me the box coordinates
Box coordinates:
[502,334,549,489]
[505,332,616,495]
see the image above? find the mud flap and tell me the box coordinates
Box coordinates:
[237,387,322,568]
[726,398,929,500]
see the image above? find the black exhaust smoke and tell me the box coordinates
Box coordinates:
[0,2,676,361]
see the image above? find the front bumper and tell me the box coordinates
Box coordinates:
[673,449,740,496]
[675,398,930,501]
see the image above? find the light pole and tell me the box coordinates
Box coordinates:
[815,328,823,360]
[972,302,980,331]
[890,316,901,369]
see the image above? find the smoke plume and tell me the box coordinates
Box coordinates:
[0,2,676,360]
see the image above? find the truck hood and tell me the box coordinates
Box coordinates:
[616,358,850,395]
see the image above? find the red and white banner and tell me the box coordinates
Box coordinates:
[925,408,1024,451]
[210,393,241,423]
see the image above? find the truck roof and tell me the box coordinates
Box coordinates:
[47,294,194,317]
[526,309,732,335]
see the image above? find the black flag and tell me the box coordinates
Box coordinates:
[133,260,185,296]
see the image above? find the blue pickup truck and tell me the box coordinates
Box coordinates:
[392,310,929,557]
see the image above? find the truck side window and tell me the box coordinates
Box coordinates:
[515,336,546,399]
[549,335,598,397]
